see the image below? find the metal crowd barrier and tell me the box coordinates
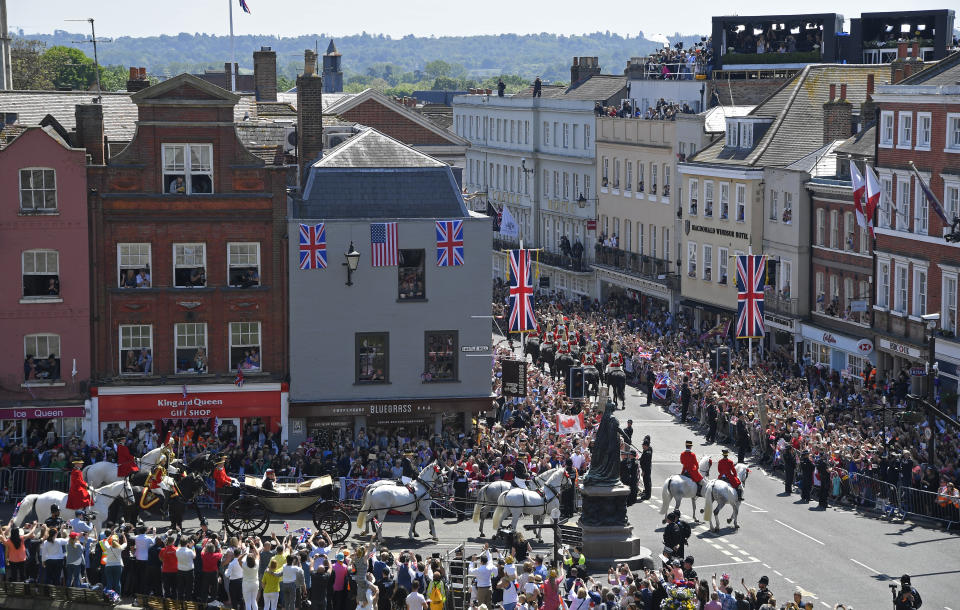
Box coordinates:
[898,485,959,528]
[6,467,71,502]
[848,473,901,520]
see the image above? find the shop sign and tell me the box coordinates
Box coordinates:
[910,367,927,376]
[461,345,490,353]
[879,338,923,359]
[850,299,868,313]
[690,224,749,241]
[98,390,280,420]
[763,312,795,332]
[822,332,838,345]
[501,359,527,397]
[856,339,874,355]
[0,406,85,420]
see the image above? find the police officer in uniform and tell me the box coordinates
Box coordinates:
[662,510,689,561]
[639,436,653,501]
[816,455,831,509]
[782,444,797,496]
[453,466,469,522]
[799,449,814,502]
[620,450,639,506]
[561,458,577,518]
[45,503,65,529]
[706,398,719,443]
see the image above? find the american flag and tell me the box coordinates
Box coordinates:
[238,0,251,13]
[234,366,245,388]
[370,222,398,266]
[508,249,538,333]
[736,254,766,339]
[299,223,327,270]
[435,220,464,267]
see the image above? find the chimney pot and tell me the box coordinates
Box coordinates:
[840,83,847,100]
[866,73,875,96]
[303,49,318,77]
[828,83,836,101]
[897,40,908,59]
[129,67,137,79]
[139,67,146,80]
[912,41,920,59]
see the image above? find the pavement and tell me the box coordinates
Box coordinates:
[4,345,959,608]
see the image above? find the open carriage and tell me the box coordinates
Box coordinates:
[220,474,352,543]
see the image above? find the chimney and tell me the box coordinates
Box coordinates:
[823,90,853,145]
[860,74,877,127]
[253,46,277,102]
[126,66,150,93]
[828,83,836,101]
[75,103,104,164]
[296,49,323,188]
[866,73,875,97]
[571,56,601,85]
[911,41,920,60]
[897,41,908,59]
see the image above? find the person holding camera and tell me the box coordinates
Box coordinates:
[893,574,922,609]
[662,510,690,562]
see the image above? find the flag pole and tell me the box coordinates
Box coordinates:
[228,0,236,92]
[748,245,753,369]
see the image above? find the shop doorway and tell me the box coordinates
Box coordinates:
[217,418,239,445]
[240,417,268,446]
[100,421,125,443]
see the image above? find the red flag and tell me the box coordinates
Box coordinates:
[556,412,585,434]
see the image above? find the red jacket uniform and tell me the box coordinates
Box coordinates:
[717,458,741,488]
[680,450,703,483]
[66,468,92,509]
[213,465,233,489]
[117,445,139,477]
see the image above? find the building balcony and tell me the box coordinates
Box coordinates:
[764,291,801,316]
[492,238,592,273]
[813,297,871,328]
[592,246,678,288]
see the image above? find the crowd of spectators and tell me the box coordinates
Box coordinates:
[638,41,712,80]
[594,99,695,121]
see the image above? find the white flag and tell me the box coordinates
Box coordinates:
[849,160,867,230]
[500,205,520,238]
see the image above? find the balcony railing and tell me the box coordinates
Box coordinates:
[493,238,591,273]
[593,246,676,285]
[763,291,800,316]
[813,297,871,327]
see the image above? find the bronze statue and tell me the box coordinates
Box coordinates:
[582,399,631,487]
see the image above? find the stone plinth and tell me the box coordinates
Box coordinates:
[578,484,653,570]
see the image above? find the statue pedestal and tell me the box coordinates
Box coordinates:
[578,484,653,570]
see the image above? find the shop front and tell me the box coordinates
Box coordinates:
[874,335,930,393]
[934,338,960,417]
[0,405,86,446]
[763,312,800,359]
[92,383,287,444]
[288,396,493,448]
[680,298,735,342]
[800,323,876,382]
[595,266,676,317]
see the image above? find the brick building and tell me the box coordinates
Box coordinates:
[872,48,960,415]
[85,73,291,442]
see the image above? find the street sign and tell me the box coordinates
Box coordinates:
[910,367,926,377]
[501,359,527,397]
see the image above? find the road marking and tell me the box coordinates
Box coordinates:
[784,577,796,584]
[718,537,730,544]
[739,549,751,556]
[732,556,743,562]
[821,603,831,608]
[710,543,723,550]
[850,558,880,574]
[775,519,825,545]
[742,501,765,510]
[727,543,739,549]
[773,570,782,576]
[721,549,733,556]
[752,558,762,563]
[695,559,760,569]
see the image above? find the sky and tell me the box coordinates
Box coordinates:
[6,0,955,40]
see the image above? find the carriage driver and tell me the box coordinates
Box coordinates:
[717,449,743,501]
[213,455,240,488]
[400,452,418,485]
[513,453,529,489]
[66,460,93,512]
[680,441,705,495]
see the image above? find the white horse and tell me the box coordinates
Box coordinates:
[659,454,717,522]
[357,480,394,537]
[702,464,750,532]
[471,480,513,537]
[83,446,167,489]
[13,479,136,532]
[491,467,569,541]
[356,462,447,542]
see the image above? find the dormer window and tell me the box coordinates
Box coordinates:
[163,144,213,194]
[739,123,753,149]
[726,119,762,150]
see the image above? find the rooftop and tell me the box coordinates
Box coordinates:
[834,123,876,159]
[898,50,960,86]
[513,74,626,101]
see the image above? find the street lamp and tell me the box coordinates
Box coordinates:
[343,242,360,286]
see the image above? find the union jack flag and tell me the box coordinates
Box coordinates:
[234,366,245,388]
[299,223,327,270]
[296,527,313,545]
[636,351,653,360]
[238,0,251,13]
[508,249,538,333]
[736,254,766,339]
[652,373,670,400]
[435,220,464,266]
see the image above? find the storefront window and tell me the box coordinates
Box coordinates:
[424,331,458,381]
[847,354,866,381]
[230,321,261,371]
[398,249,425,300]
[0,420,24,445]
[357,332,389,383]
[804,340,831,367]
[175,322,207,374]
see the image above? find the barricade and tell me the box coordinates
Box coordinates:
[7,468,71,502]
[848,472,901,520]
[898,485,959,529]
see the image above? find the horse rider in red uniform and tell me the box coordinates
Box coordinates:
[541,322,556,349]
[605,343,624,375]
[66,460,93,511]
[680,441,705,495]
[717,449,743,500]
[116,438,139,478]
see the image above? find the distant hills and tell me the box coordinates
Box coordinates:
[13,30,707,82]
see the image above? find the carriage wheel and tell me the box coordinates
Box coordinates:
[224,496,270,538]
[313,506,352,544]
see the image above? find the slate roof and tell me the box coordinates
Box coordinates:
[299,128,467,220]
[690,64,890,169]
[276,91,356,112]
[513,74,627,101]
[785,140,843,177]
[898,51,960,86]
[835,123,876,159]
[702,105,756,133]
[414,104,453,129]
[257,101,297,117]
[236,121,289,148]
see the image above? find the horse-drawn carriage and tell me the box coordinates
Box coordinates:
[220,474,352,543]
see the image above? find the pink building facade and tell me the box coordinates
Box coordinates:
[0,126,91,443]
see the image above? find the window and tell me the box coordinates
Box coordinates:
[24,334,60,381]
[572,124,578,149]
[946,183,960,226]
[22,249,59,298]
[894,263,908,314]
[637,162,644,192]
[19,168,56,212]
[703,244,712,281]
[944,274,958,335]
[651,226,657,259]
[543,122,549,146]
[650,163,657,194]
[663,166,670,196]
[525,121,530,144]
[914,179,928,235]
[625,221,632,251]
[584,175,591,199]
[718,247,728,284]
[880,111,894,147]
[782,192,793,224]
[830,210,839,249]
[880,175,893,228]
[663,228,670,263]
[228,242,260,288]
[847,353,866,379]
[735,184,746,221]
[637,222,644,254]
[396,249,427,300]
[563,123,569,148]
[120,324,152,375]
[830,274,839,304]
[781,260,792,298]
[687,241,697,278]
[739,122,753,149]
[769,190,778,221]
[688,179,698,215]
[625,162,632,192]
[704,182,714,217]
[877,261,890,308]
[916,113,932,150]
[173,243,206,288]
[897,112,913,149]
[844,211,855,250]
[896,177,910,231]
[118,243,152,288]
[356,332,388,383]
[553,171,559,198]
[815,272,825,311]
[424,331,457,381]
[914,269,927,316]
[725,121,738,147]
[816,209,825,246]
[573,174,580,200]
[720,183,729,219]
[175,323,207,374]
[602,157,609,187]
[806,341,831,367]
[230,321,261,371]
[947,114,960,151]
[584,125,591,149]
[162,144,213,194]
[613,159,620,189]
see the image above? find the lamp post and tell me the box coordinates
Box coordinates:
[924,313,940,467]
[343,242,360,286]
